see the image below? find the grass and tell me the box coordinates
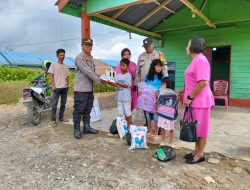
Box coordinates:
[0,81,115,105]
[0,81,28,104]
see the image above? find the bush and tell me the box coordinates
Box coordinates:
[0,66,115,104]
[0,66,42,82]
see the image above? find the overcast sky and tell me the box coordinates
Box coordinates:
[0,0,145,62]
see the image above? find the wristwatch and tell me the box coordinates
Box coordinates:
[187,95,194,100]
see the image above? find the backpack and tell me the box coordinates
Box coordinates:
[157,93,178,120]
[109,119,118,134]
[154,146,176,162]
[137,83,156,113]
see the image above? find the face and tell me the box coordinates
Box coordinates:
[120,63,128,72]
[123,51,131,60]
[82,43,93,54]
[154,64,162,73]
[186,40,191,56]
[57,52,65,62]
[144,43,154,53]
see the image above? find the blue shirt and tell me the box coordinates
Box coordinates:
[145,74,162,92]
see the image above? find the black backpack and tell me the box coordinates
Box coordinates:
[157,93,178,121]
[109,119,118,134]
[154,146,176,162]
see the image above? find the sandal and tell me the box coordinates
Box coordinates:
[151,135,160,142]
[51,121,57,127]
[147,133,152,139]
[159,142,168,147]
[59,118,69,123]
[168,143,175,148]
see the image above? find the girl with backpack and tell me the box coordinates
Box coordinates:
[144,59,164,142]
[157,79,179,147]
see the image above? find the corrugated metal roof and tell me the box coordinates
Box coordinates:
[101,0,187,31]
[0,50,75,68]
[0,53,9,65]
[68,0,84,7]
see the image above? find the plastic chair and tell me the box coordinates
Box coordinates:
[213,80,229,112]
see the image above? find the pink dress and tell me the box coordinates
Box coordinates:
[116,61,137,111]
[184,53,215,137]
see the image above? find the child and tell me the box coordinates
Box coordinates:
[144,59,164,142]
[158,78,178,148]
[114,58,132,128]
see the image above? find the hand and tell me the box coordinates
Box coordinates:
[52,85,56,91]
[101,79,106,84]
[183,99,192,107]
[155,92,160,97]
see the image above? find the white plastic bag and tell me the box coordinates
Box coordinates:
[116,116,128,139]
[90,99,101,123]
[129,125,148,150]
[100,75,116,83]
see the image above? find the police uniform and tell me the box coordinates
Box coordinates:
[135,38,168,128]
[73,38,100,139]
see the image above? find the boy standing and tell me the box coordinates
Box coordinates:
[48,49,69,127]
[115,58,132,128]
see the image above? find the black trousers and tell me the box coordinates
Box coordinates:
[51,87,68,121]
[73,91,94,127]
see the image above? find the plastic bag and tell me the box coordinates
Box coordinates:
[90,98,101,123]
[116,116,128,139]
[154,146,176,162]
[129,125,148,149]
[137,82,156,113]
[100,75,116,83]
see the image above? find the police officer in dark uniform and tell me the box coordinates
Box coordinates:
[73,38,102,139]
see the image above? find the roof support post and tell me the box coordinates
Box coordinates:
[57,0,69,11]
[180,0,216,28]
[81,11,90,38]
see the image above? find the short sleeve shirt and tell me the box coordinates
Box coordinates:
[48,63,69,88]
[116,72,132,102]
[184,53,214,108]
[144,74,163,92]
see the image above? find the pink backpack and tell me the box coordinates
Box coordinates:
[137,83,156,113]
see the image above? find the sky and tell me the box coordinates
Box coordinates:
[0,0,146,62]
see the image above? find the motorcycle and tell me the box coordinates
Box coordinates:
[20,66,52,125]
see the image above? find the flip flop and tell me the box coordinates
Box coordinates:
[159,142,168,147]
[60,119,69,123]
[151,135,160,142]
[51,121,57,127]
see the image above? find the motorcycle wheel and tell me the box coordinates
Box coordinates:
[27,100,41,125]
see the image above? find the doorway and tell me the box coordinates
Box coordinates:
[204,46,231,105]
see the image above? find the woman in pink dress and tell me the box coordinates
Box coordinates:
[182,36,215,164]
[116,48,137,111]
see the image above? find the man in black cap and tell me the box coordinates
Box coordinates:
[135,37,169,128]
[73,38,102,139]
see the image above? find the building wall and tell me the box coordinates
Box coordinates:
[156,23,250,106]
[94,60,116,77]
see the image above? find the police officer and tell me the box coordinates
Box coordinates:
[136,37,168,85]
[73,38,102,139]
[135,37,169,127]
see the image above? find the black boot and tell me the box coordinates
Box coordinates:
[83,118,98,134]
[74,124,82,139]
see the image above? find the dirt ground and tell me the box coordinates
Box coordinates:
[0,93,250,190]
